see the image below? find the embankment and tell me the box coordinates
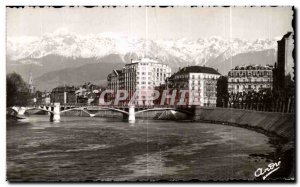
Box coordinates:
[194,107,294,141]
[194,107,295,179]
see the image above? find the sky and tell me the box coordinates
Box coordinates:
[6,6,294,41]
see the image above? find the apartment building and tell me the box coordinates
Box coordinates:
[228,65,273,93]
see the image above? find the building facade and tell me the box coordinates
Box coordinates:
[106,58,171,105]
[228,65,273,94]
[168,66,221,107]
[273,32,294,91]
[50,86,77,104]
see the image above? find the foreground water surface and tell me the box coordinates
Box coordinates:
[7,115,277,181]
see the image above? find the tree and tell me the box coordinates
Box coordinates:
[216,76,229,107]
[7,72,31,107]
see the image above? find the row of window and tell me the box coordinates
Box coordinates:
[137,72,151,75]
[229,78,272,83]
[230,84,271,89]
[229,71,272,77]
[175,74,218,80]
[191,75,217,80]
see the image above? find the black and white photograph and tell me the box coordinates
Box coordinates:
[6,6,295,182]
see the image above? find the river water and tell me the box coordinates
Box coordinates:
[7,115,277,181]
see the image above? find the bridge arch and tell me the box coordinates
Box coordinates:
[60,107,92,117]
[9,106,54,115]
[24,107,54,114]
[134,108,193,115]
[93,107,129,115]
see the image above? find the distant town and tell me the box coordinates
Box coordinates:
[8,32,294,114]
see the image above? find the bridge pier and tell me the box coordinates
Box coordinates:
[128,105,135,123]
[50,103,60,122]
[17,107,26,116]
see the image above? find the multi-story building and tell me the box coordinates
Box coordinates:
[168,66,221,107]
[273,32,294,91]
[228,65,273,94]
[50,86,77,104]
[107,70,123,92]
[106,58,171,105]
[107,70,124,103]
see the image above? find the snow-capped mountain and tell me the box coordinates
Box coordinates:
[7,29,281,90]
[7,28,278,66]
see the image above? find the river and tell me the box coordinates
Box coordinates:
[7,115,277,181]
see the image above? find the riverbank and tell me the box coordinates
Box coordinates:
[194,107,295,180]
[194,107,294,140]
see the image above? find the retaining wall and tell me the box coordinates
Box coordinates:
[194,107,295,141]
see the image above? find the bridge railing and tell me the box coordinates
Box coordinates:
[26,103,197,110]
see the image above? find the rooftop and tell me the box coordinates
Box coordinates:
[115,70,122,74]
[280,32,293,41]
[52,86,76,92]
[231,65,273,70]
[172,66,221,76]
[130,58,159,64]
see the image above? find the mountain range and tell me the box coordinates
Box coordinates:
[7,29,280,91]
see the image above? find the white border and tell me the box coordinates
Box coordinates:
[1,0,298,187]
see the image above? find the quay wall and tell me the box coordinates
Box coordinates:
[194,107,295,141]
